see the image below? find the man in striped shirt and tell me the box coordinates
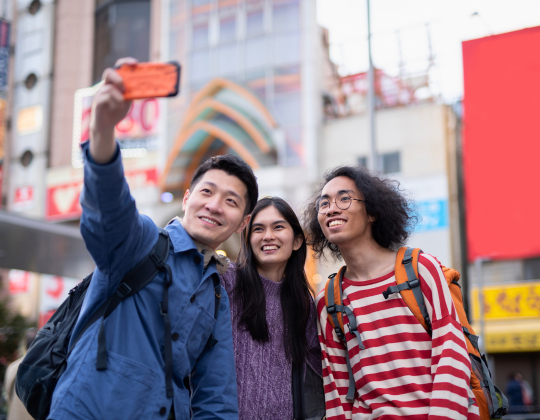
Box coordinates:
[304,165,480,420]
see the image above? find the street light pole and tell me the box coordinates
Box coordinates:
[475,257,488,356]
[367,0,378,171]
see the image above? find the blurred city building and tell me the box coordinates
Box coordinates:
[2,1,539,410]
[462,27,540,411]
[0,0,456,321]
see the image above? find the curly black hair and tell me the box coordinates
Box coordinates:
[304,165,418,260]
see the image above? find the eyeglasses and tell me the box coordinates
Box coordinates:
[315,192,366,214]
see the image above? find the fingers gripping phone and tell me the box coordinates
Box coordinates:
[115,61,181,100]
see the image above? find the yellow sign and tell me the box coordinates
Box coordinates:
[486,329,540,353]
[471,282,540,321]
[17,105,43,135]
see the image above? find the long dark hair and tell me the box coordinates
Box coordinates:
[234,197,314,364]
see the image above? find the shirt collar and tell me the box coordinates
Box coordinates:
[166,217,230,274]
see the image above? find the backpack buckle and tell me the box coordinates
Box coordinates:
[116,282,132,298]
[407,278,420,288]
[334,327,344,339]
[402,256,413,264]
[327,305,337,314]
[150,250,164,267]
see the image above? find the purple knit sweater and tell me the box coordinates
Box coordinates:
[221,264,322,420]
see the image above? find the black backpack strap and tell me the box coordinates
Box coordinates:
[204,274,222,350]
[71,228,173,397]
[292,361,305,420]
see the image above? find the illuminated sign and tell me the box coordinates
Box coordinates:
[13,185,34,211]
[72,83,160,167]
[46,167,158,221]
[486,330,540,353]
[17,105,43,135]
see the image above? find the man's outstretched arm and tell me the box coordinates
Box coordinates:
[80,57,158,295]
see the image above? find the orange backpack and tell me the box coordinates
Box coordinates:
[324,247,508,420]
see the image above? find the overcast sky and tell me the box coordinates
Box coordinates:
[316,0,540,101]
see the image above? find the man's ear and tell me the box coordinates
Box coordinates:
[182,189,191,212]
[293,235,303,251]
[236,214,251,234]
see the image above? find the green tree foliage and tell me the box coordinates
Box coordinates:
[0,277,30,384]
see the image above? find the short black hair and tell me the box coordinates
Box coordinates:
[304,165,417,260]
[190,154,259,215]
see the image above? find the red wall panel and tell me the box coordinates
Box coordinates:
[463,27,540,262]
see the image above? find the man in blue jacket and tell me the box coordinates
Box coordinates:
[48,58,257,419]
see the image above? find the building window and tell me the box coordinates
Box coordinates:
[93,0,151,84]
[219,16,236,43]
[525,258,540,280]
[358,156,367,168]
[247,9,264,36]
[272,0,299,33]
[193,22,209,49]
[382,151,401,174]
[245,36,267,70]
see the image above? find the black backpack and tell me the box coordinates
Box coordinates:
[15,228,175,420]
[292,362,326,420]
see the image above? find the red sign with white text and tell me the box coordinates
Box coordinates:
[46,168,158,220]
[8,270,30,294]
[13,185,34,209]
[79,97,159,143]
[39,275,79,327]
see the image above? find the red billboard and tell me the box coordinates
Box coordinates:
[463,27,540,262]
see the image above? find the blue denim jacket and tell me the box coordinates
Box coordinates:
[48,142,239,420]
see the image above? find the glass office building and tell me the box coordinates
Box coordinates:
[165,0,319,180]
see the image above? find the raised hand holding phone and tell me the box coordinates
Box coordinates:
[89,57,136,164]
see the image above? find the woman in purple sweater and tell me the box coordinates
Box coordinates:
[221,197,322,419]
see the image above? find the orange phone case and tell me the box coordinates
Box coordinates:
[115,61,181,100]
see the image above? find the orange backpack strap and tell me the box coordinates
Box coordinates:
[382,247,431,333]
[324,266,364,402]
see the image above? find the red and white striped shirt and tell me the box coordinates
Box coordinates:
[317,253,480,420]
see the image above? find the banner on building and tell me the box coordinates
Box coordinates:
[0,18,10,96]
[8,269,31,294]
[72,83,160,168]
[13,185,34,211]
[39,274,80,327]
[463,27,540,261]
[471,281,540,321]
[46,165,157,220]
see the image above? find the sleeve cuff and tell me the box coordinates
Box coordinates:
[80,140,121,166]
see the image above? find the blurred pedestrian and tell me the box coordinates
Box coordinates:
[3,329,36,420]
[46,57,259,420]
[221,197,323,419]
[506,372,530,414]
[304,165,480,419]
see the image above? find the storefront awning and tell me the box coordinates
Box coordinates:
[0,210,94,279]
[472,318,540,353]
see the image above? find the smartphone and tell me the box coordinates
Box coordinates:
[115,61,181,100]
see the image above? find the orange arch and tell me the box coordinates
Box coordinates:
[159,120,260,192]
[182,98,271,154]
[188,78,277,130]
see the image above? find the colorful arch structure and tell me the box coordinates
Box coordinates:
[159,78,279,194]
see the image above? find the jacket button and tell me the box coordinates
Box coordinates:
[194,256,201,265]
[171,332,179,341]
[190,294,196,303]
[160,407,166,415]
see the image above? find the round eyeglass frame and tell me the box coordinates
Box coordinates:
[315,192,367,214]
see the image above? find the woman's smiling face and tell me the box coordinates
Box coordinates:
[249,205,303,273]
